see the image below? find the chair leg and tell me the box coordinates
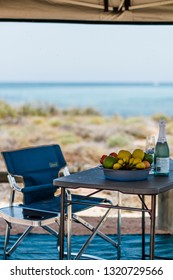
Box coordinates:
[72,193,122,260]
[72,214,118,248]
[6,226,33,257]
[42,224,60,256]
[42,225,59,238]
[73,208,115,260]
[4,221,12,259]
[54,218,61,254]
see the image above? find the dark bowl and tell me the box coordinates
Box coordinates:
[101,166,151,181]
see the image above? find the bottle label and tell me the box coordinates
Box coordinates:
[155,157,169,174]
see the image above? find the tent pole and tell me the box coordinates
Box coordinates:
[104,0,109,12]
[125,0,131,10]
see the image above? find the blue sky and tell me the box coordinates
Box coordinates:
[0,22,173,83]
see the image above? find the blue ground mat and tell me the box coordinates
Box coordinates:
[0,234,173,260]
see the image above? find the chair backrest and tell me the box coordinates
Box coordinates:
[1,144,67,204]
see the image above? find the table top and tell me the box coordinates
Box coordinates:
[54,164,173,195]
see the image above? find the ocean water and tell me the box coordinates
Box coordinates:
[0,82,173,117]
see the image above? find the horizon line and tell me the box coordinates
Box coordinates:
[0,81,173,86]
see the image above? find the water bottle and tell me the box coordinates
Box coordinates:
[154,119,170,176]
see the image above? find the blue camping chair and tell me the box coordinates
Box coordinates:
[0,144,119,259]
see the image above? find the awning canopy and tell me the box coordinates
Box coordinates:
[0,0,173,23]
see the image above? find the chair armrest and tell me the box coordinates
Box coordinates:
[63,166,70,176]
[58,166,70,178]
[7,174,23,192]
[21,183,56,193]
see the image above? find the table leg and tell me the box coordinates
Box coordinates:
[60,187,65,260]
[150,195,156,260]
[117,192,121,260]
[141,195,145,260]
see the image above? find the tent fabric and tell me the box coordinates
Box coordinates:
[0,0,173,22]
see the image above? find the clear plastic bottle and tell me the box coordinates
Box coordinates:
[154,119,170,176]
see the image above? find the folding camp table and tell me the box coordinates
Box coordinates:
[54,163,173,260]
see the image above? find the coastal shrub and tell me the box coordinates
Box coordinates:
[47,105,60,115]
[152,114,171,123]
[62,108,81,116]
[62,107,100,116]
[58,132,78,145]
[107,134,130,148]
[18,103,47,116]
[124,125,147,139]
[88,116,105,125]
[0,100,17,118]
[49,118,61,127]
[62,108,85,116]
[122,116,144,125]
[18,103,59,116]
[33,117,45,125]
[83,107,100,116]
